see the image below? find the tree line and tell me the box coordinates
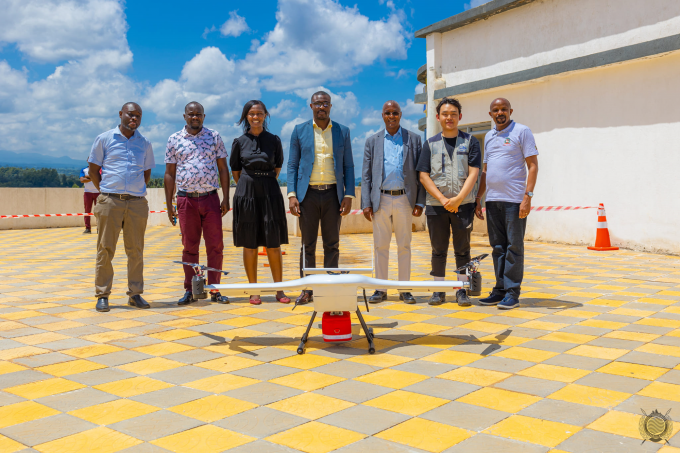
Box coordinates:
[0,167,83,188]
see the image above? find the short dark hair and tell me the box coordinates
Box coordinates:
[238,100,269,133]
[121,102,141,112]
[436,98,462,115]
[311,91,331,102]
[185,101,204,113]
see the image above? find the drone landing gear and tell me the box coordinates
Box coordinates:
[296,309,376,355]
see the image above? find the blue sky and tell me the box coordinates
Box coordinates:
[0,0,486,166]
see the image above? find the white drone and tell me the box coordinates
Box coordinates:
[177,253,487,355]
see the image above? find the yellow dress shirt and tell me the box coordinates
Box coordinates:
[289,120,354,199]
[309,121,336,185]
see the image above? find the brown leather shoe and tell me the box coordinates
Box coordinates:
[295,290,313,305]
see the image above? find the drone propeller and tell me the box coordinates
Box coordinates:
[455,254,489,272]
[173,261,229,275]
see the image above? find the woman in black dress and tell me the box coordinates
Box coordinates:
[231,100,290,305]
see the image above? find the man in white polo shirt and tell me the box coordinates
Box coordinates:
[475,98,538,310]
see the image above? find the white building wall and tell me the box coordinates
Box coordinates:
[439,0,680,88]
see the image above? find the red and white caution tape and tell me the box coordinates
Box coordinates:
[0,210,168,219]
[1,206,596,220]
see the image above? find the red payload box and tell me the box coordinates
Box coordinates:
[322,311,352,342]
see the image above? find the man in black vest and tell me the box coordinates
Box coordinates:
[416,98,481,306]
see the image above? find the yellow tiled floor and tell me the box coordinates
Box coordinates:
[0,226,679,451]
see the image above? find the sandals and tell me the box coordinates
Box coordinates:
[249,295,262,305]
[276,291,291,304]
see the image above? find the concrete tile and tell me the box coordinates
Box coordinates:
[450,341,510,355]
[556,429,661,453]
[13,352,74,367]
[185,323,234,333]
[109,410,203,442]
[147,366,220,385]
[308,346,369,360]
[129,386,211,408]
[617,351,680,368]
[403,377,480,400]
[309,360,376,379]
[38,338,96,351]
[250,310,294,321]
[518,399,607,425]
[231,363,300,380]
[0,414,96,446]
[559,325,611,336]
[519,339,582,353]
[542,354,611,370]
[68,367,137,386]
[35,387,117,411]
[614,394,680,415]
[652,335,680,347]
[173,335,224,347]
[470,356,534,373]
[1,328,46,338]
[657,369,680,385]
[108,336,164,349]
[89,350,153,366]
[587,338,645,350]
[575,372,650,393]
[618,324,672,335]
[223,382,303,405]
[117,443,173,453]
[20,316,64,326]
[495,375,566,397]
[0,370,50,388]
[162,349,224,364]
[226,439,302,453]
[319,405,409,435]
[0,339,30,350]
[314,380,393,403]
[0,390,25,406]
[382,344,442,359]
[444,433,549,453]
[236,347,297,362]
[58,325,109,337]
[216,407,307,438]
[421,401,510,431]
[391,360,458,377]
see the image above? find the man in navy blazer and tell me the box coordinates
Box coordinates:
[287,91,355,305]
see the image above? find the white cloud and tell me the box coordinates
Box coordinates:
[145,47,260,124]
[402,98,425,117]
[280,116,307,153]
[269,99,297,119]
[241,0,409,91]
[351,127,380,148]
[220,11,250,37]
[361,108,382,127]
[292,86,360,127]
[464,0,491,10]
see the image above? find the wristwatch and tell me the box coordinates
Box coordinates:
[525,191,534,198]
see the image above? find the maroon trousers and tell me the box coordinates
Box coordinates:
[84,192,99,229]
[177,193,224,290]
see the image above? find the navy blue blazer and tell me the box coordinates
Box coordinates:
[287,119,356,204]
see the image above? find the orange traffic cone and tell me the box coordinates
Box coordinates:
[587,203,619,251]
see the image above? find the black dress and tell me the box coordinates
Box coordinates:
[230,131,289,249]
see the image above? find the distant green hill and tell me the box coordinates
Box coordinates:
[0,167,83,188]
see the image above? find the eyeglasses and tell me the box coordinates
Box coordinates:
[383,111,401,117]
[312,102,330,108]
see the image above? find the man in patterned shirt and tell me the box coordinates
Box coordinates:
[165,102,231,305]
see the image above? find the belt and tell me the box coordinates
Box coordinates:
[309,184,336,191]
[381,189,405,196]
[244,169,276,178]
[177,189,217,198]
[102,193,143,200]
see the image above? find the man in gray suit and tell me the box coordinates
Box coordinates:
[362,101,424,304]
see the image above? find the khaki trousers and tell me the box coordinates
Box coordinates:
[93,194,148,298]
[373,193,412,291]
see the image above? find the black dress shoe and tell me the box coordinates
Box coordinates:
[83,228,91,234]
[369,290,387,303]
[456,289,472,307]
[128,295,150,309]
[178,291,194,306]
[96,297,109,312]
[211,291,229,304]
[400,292,416,304]
[428,292,446,305]
[295,290,313,305]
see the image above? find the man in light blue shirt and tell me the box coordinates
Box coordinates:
[361,101,424,304]
[475,98,539,310]
[87,102,155,312]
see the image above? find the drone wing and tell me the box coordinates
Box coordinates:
[354,276,467,292]
[206,280,313,296]
[174,260,199,267]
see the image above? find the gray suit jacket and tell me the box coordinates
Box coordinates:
[361,127,425,212]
